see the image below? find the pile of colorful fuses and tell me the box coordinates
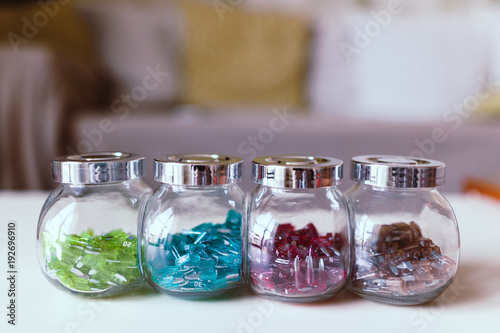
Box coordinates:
[352,221,456,298]
[42,229,142,293]
[148,210,242,294]
[249,223,346,299]
[36,152,460,305]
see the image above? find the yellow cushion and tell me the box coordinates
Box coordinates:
[0,1,94,64]
[476,92,500,118]
[181,1,309,108]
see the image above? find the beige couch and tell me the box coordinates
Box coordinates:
[71,108,500,193]
[2,0,500,191]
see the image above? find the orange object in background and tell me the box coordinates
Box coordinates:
[463,178,500,201]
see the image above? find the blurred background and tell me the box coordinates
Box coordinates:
[1,0,500,194]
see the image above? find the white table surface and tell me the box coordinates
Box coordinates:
[0,191,499,333]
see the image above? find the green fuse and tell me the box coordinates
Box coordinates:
[43,229,142,293]
[66,234,89,247]
[105,229,125,238]
[109,260,132,271]
[89,280,109,290]
[80,229,94,239]
[117,253,138,266]
[100,248,118,261]
[93,266,117,283]
[80,252,105,270]
[72,277,91,291]
[56,270,75,289]
[61,247,83,267]
[106,230,128,247]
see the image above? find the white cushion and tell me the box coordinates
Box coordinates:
[309,2,492,122]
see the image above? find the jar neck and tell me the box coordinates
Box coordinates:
[257,184,338,193]
[163,183,240,189]
[160,183,243,196]
[355,182,438,192]
[61,178,145,188]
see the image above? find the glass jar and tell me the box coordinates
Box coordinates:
[140,154,245,298]
[36,152,151,297]
[248,155,350,302]
[345,155,460,305]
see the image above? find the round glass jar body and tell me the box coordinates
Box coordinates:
[248,155,349,302]
[37,152,151,297]
[141,154,245,298]
[345,156,460,305]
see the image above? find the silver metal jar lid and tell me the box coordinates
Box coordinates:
[252,155,343,188]
[52,152,145,184]
[154,154,243,185]
[350,155,445,188]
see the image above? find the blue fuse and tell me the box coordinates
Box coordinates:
[150,210,243,297]
[225,210,242,227]
[211,277,228,290]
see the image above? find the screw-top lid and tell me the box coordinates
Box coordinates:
[52,152,145,184]
[154,154,243,185]
[350,155,445,188]
[252,155,343,188]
